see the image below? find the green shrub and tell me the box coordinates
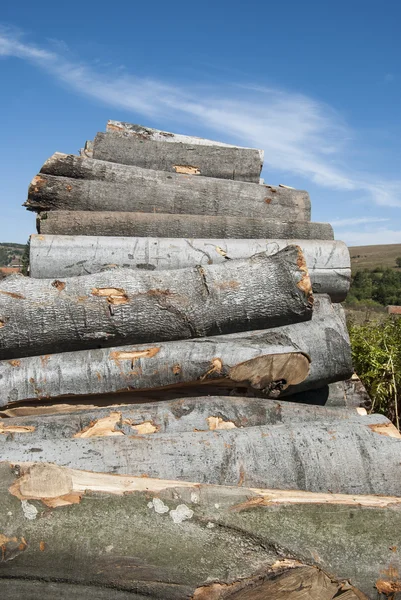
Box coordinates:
[349,317,401,428]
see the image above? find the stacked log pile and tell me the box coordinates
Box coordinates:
[1,120,400,599]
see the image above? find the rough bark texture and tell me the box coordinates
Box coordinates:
[0,296,351,405]
[0,381,367,417]
[29,235,350,302]
[0,246,313,360]
[0,338,310,406]
[1,412,400,494]
[2,463,396,598]
[37,210,334,239]
[30,154,311,221]
[92,131,263,183]
[0,396,369,432]
[106,120,263,152]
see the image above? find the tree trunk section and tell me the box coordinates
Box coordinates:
[2,462,393,597]
[36,210,334,239]
[29,234,350,302]
[1,413,401,494]
[106,120,263,151]
[30,154,311,221]
[92,131,263,183]
[0,395,369,429]
[0,246,313,360]
[0,296,352,405]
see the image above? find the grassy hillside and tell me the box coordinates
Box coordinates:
[0,242,26,267]
[350,243,401,272]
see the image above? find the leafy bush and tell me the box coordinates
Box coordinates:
[349,317,401,428]
[347,267,401,306]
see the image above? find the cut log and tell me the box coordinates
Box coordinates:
[0,296,351,405]
[92,130,263,183]
[0,396,369,430]
[1,411,400,493]
[0,339,310,406]
[106,119,262,149]
[0,246,313,360]
[29,154,311,221]
[29,235,350,302]
[36,210,334,239]
[2,462,393,598]
[0,397,370,437]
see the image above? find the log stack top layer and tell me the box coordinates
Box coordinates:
[89,120,264,182]
[107,120,264,154]
[92,131,264,182]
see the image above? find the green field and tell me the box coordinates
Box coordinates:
[350,243,401,272]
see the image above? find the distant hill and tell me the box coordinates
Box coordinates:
[350,244,401,272]
[0,242,26,267]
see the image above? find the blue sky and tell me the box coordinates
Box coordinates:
[1,0,401,246]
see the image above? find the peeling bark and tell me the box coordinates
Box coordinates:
[0,461,399,598]
[27,154,312,220]
[29,235,350,302]
[0,409,399,494]
[92,130,263,182]
[0,396,370,435]
[0,246,313,360]
[36,210,334,239]
[0,296,352,406]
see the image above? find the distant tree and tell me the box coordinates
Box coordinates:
[21,238,30,276]
[396,257,401,268]
[0,247,9,267]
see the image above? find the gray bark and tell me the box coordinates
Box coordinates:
[0,396,369,432]
[0,337,310,406]
[29,235,350,302]
[289,376,372,410]
[0,296,351,405]
[0,413,400,495]
[106,120,264,154]
[1,462,394,598]
[37,210,334,239]
[92,131,263,183]
[0,246,313,360]
[30,153,311,221]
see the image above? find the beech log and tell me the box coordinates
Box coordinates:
[106,119,263,150]
[0,381,366,418]
[92,131,263,182]
[0,411,400,494]
[0,246,313,360]
[0,396,368,430]
[28,153,311,221]
[1,462,396,598]
[0,296,351,405]
[29,235,350,302]
[36,210,334,239]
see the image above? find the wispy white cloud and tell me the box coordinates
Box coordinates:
[1,28,401,208]
[340,229,401,247]
[333,217,390,227]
